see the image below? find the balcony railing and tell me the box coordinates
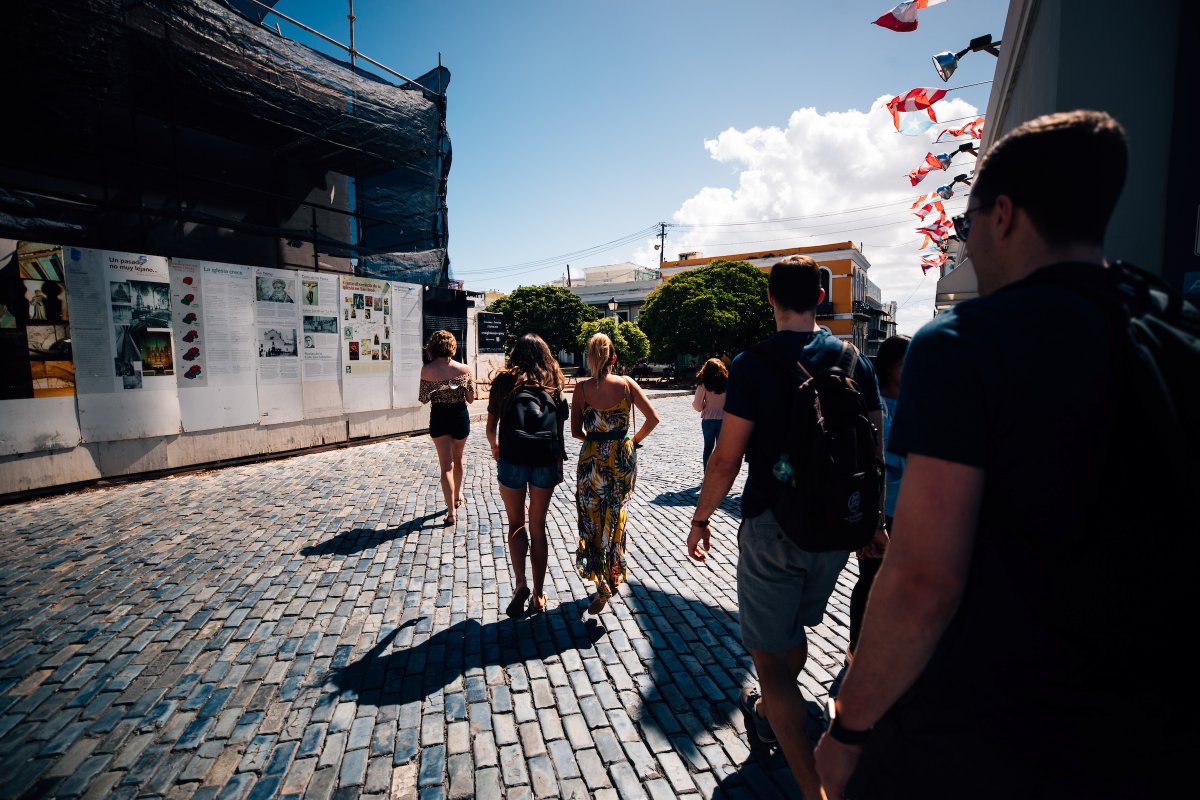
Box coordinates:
[816,300,834,317]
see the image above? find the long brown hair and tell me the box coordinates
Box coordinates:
[502,333,565,392]
[695,357,727,394]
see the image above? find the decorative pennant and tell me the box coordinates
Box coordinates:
[886,88,948,131]
[873,0,949,33]
[935,116,985,142]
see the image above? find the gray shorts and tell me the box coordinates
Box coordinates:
[737,509,850,654]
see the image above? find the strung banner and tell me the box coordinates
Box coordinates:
[936,117,985,142]
[873,0,948,33]
[885,87,948,131]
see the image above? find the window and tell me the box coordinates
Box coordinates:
[818,266,833,304]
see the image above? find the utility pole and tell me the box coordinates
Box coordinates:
[566,263,572,288]
[657,222,668,267]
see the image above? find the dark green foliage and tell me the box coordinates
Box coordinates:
[486,285,600,355]
[637,260,773,361]
[576,317,652,367]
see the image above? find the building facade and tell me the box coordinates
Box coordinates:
[550,262,661,322]
[661,242,895,355]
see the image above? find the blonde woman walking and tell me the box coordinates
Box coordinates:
[571,333,660,615]
[418,330,475,525]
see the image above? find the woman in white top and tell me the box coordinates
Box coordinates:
[692,358,727,470]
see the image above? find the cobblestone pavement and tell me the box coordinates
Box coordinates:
[0,395,859,800]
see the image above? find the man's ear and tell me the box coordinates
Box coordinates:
[816,287,826,306]
[993,194,1017,240]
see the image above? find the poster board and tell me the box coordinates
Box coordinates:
[66,248,181,442]
[339,276,392,412]
[0,240,82,455]
[169,258,259,432]
[390,281,423,408]
[298,270,343,419]
[476,311,506,354]
[253,267,304,424]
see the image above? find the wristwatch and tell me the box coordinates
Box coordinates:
[826,697,872,746]
[691,519,710,528]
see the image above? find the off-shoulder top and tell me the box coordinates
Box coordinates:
[419,373,473,404]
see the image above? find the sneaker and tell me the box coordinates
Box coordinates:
[739,686,777,744]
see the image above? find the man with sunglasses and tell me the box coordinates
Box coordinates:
[816,110,1182,798]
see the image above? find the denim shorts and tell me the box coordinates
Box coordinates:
[737,509,849,653]
[497,458,560,490]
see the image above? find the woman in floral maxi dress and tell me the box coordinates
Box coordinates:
[571,333,659,615]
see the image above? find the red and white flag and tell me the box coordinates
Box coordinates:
[913,199,946,220]
[886,88,948,131]
[873,0,949,33]
[907,152,945,186]
[935,116,985,142]
[920,250,949,274]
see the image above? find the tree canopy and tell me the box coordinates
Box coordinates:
[637,260,773,361]
[486,285,599,355]
[575,317,651,368]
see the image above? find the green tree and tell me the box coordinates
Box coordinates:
[575,317,651,368]
[486,285,599,355]
[637,259,773,361]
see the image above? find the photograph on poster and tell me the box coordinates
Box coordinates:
[26,324,70,360]
[381,342,391,361]
[354,294,364,309]
[23,280,66,322]
[303,315,337,334]
[114,325,141,381]
[384,326,390,339]
[110,281,132,303]
[135,330,174,376]
[348,341,359,360]
[350,307,357,319]
[256,277,294,303]
[343,308,350,320]
[343,325,353,340]
[258,327,297,357]
[373,296,382,312]
[302,280,318,305]
[364,306,371,320]
[0,303,15,328]
[304,335,315,349]
[30,360,74,397]
[129,281,171,327]
[111,304,132,325]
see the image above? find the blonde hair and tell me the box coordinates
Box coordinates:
[586,333,614,377]
[425,329,457,359]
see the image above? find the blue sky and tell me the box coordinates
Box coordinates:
[276,0,1010,332]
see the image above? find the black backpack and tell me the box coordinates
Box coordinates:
[1026,261,1199,495]
[499,382,568,466]
[751,339,883,552]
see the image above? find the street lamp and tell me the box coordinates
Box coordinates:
[932,34,1001,82]
[607,296,618,319]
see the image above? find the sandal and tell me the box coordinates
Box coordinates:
[586,593,608,616]
[506,586,530,619]
[443,513,456,526]
[455,496,464,508]
[527,594,548,615]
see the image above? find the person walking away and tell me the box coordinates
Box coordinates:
[572,333,659,616]
[692,358,728,469]
[418,330,475,525]
[685,255,883,800]
[816,110,1192,800]
[846,335,909,663]
[486,334,569,618]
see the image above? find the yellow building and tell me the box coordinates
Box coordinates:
[661,242,891,354]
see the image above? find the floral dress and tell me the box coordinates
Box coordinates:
[576,394,637,598]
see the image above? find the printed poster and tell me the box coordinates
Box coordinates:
[391,281,424,408]
[169,258,259,432]
[0,240,81,455]
[254,267,304,424]
[65,248,181,442]
[339,275,392,412]
[298,270,342,419]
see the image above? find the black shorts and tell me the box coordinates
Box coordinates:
[429,402,469,440]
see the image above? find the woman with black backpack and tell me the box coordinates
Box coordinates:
[486,333,569,618]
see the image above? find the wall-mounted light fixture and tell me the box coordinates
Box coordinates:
[932,34,1001,81]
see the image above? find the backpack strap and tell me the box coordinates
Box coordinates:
[833,340,859,376]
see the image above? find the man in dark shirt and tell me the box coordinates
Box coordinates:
[816,111,1182,798]
[687,255,883,799]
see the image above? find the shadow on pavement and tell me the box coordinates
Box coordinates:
[648,485,700,506]
[300,512,442,557]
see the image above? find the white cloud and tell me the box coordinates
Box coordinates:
[632,95,982,335]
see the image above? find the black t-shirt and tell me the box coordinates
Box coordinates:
[724,329,882,519]
[882,263,1176,787]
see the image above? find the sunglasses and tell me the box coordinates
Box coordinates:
[951,200,996,241]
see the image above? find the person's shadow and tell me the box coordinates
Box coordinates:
[300,512,441,557]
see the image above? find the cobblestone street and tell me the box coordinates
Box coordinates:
[0,395,858,800]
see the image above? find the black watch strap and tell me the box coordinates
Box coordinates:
[692,519,710,528]
[827,698,872,745]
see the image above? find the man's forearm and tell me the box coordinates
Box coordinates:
[694,456,740,521]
